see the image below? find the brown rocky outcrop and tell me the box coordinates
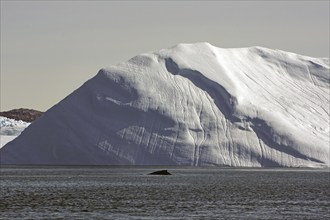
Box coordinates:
[0,108,43,122]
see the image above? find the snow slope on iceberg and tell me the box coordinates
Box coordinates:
[0,117,30,148]
[1,43,329,167]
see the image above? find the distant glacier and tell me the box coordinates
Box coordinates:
[0,116,30,148]
[1,43,329,167]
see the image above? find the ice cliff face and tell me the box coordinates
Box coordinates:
[1,43,329,167]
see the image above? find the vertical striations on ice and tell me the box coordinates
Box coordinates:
[1,43,329,167]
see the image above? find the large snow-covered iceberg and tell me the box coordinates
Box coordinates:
[1,43,329,167]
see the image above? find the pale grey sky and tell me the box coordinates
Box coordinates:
[1,1,329,111]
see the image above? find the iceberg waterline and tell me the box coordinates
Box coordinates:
[1,43,329,167]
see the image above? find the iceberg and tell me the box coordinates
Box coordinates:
[1,43,329,167]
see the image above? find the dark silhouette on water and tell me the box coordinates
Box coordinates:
[148,170,172,175]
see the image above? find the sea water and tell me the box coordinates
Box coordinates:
[0,166,329,219]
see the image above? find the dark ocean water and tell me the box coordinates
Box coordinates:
[0,166,329,219]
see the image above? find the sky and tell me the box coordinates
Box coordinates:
[1,1,329,111]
